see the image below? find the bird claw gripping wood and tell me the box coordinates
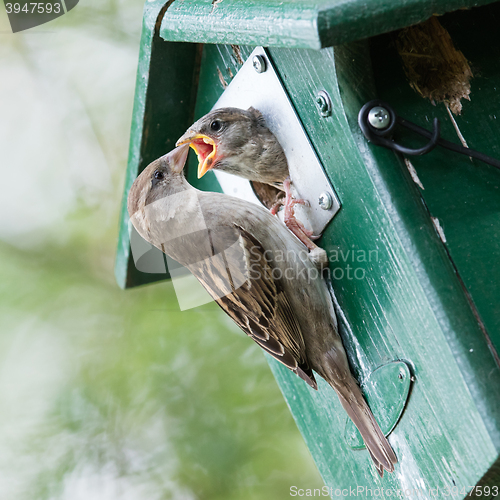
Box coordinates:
[282,178,328,269]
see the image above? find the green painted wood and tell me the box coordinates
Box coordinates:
[130,35,500,492]
[115,0,202,289]
[466,461,500,498]
[117,1,500,493]
[345,361,411,449]
[159,0,500,49]
[369,2,500,358]
[263,40,500,493]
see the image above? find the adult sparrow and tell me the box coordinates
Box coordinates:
[176,107,321,254]
[127,145,397,476]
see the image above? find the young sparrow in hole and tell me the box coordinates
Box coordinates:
[127,145,397,477]
[176,107,324,260]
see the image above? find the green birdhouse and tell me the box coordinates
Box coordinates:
[116,0,500,496]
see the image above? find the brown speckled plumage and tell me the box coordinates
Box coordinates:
[128,146,397,476]
[177,107,329,259]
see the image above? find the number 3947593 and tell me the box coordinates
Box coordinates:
[5,3,62,14]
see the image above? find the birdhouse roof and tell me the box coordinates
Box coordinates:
[159,0,498,48]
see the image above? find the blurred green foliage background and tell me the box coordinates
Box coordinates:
[0,1,323,498]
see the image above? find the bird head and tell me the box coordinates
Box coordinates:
[176,107,267,179]
[127,144,190,220]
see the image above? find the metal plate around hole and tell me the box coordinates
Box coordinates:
[211,46,340,235]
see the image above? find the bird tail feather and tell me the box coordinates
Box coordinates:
[335,381,397,477]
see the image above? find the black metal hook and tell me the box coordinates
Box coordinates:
[358,100,440,156]
[358,100,500,170]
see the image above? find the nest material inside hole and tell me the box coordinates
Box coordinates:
[396,16,473,114]
[251,181,283,210]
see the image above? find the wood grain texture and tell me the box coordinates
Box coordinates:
[159,0,500,49]
[115,1,202,288]
[370,3,500,359]
[116,1,500,493]
[158,38,500,492]
[265,42,500,493]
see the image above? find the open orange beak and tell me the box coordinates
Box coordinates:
[176,133,217,179]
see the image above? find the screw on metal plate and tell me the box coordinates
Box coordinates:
[252,55,266,73]
[368,106,390,130]
[318,192,333,210]
[316,90,332,117]
[212,47,341,236]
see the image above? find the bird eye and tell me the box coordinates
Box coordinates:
[153,170,164,180]
[210,120,222,132]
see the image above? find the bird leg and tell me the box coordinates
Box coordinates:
[279,179,328,269]
[282,178,320,250]
[270,195,285,216]
[268,179,328,269]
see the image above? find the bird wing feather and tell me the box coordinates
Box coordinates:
[187,224,317,390]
